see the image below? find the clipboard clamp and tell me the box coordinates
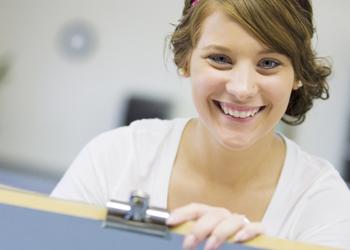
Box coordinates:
[104,190,170,237]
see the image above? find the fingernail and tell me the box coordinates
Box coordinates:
[183,234,197,250]
[234,231,248,242]
[205,236,218,250]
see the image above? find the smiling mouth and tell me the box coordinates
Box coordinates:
[213,100,266,119]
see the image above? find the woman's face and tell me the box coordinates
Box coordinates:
[188,10,298,150]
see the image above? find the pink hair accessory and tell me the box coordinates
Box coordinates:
[191,0,200,7]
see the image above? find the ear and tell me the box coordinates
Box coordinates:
[293,80,303,90]
[183,67,191,77]
[182,51,193,78]
[178,67,190,77]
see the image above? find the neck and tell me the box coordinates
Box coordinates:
[183,119,285,189]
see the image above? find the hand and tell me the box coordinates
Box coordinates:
[166,203,264,250]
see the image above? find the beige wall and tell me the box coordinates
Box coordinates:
[0,0,349,177]
[293,0,350,173]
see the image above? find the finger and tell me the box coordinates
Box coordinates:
[233,222,265,242]
[191,208,231,242]
[204,214,248,250]
[183,234,197,250]
[167,203,210,225]
[183,208,230,250]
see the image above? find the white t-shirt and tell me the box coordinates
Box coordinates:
[51,118,350,249]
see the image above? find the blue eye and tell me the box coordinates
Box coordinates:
[208,54,232,65]
[258,59,280,69]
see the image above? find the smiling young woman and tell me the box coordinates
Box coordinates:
[51,1,350,249]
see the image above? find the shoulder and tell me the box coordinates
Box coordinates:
[282,136,350,240]
[86,118,189,203]
[268,136,350,247]
[276,135,350,210]
[52,118,189,204]
[284,136,350,201]
[87,118,189,152]
[129,118,186,131]
[128,118,188,139]
[283,135,346,187]
[83,118,190,174]
[286,136,350,224]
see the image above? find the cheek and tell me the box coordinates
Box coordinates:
[260,76,294,108]
[191,71,221,115]
[192,68,226,96]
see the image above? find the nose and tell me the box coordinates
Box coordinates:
[225,62,258,101]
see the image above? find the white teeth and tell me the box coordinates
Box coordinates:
[222,105,230,115]
[219,103,260,118]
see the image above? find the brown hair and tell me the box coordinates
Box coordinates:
[170,0,331,125]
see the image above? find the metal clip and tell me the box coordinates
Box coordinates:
[104,191,170,237]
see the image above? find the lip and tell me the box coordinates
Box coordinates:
[214,100,264,111]
[213,100,266,123]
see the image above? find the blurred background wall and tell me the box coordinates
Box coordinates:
[0,0,349,193]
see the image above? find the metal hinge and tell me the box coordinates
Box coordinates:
[104,190,170,237]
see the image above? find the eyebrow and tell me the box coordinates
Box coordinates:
[201,45,232,53]
[201,44,278,54]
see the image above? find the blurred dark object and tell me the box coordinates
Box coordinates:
[123,95,171,126]
[344,122,350,184]
[0,54,11,83]
[345,161,350,184]
[345,147,350,183]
